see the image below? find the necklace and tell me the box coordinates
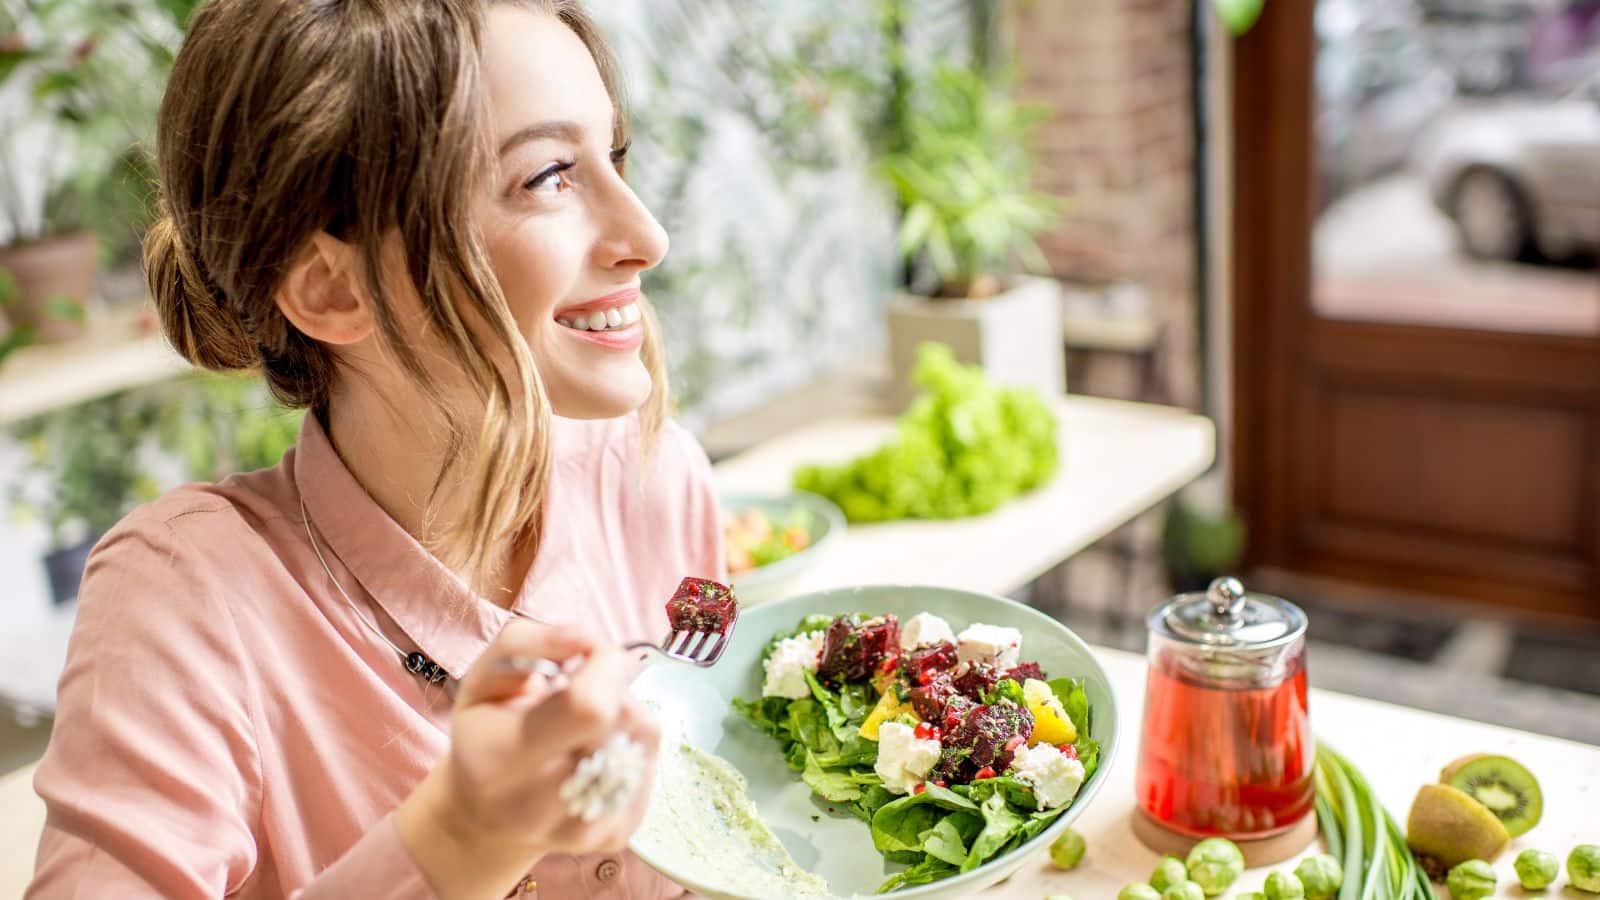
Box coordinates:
[299,493,453,686]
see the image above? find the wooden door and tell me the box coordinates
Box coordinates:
[1231,1,1600,619]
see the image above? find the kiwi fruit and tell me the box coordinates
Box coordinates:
[1405,782,1510,870]
[1440,753,1543,837]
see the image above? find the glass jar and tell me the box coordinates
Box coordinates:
[1135,576,1313,839]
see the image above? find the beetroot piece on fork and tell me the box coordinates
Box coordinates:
[665,577,738,635]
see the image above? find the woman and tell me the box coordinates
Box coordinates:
[27,1,722,897]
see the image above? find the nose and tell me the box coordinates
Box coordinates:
[593,175,669,274]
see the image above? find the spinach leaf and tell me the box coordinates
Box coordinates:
[961,790,1025,872]
[870,785,979,862]
[802,750,882,803]
[920,812,983,866]
[876,858,958,893]
[731,696,791,739]
[1048,676,1101,779]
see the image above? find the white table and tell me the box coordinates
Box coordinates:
[712,395,1217,597]
[989,647,1600,898]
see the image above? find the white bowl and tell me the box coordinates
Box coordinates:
[630,584,1120,899]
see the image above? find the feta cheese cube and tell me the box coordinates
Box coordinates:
[874,721,943,795]
[956,623,1022,669]
[1008,743,1086,809]
[761,631,825,699]
[898,612,957,651]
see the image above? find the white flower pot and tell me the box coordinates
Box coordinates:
[886,275,1066,409]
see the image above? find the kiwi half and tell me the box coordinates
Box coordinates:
[1440,753,1543,837]
[1406,782,1511,870]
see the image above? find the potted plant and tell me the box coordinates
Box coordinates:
[8,388,163,604]
[878,62,1067,409]
[1161,491,1248,594]
[0,1,193,341]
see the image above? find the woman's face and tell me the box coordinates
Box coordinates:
[474,7,668,420]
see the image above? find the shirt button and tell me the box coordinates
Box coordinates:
[595,859,621,883]
[513,876,537,896]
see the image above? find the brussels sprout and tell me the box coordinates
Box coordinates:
[1263,871,1304,900]
[1514,849,1559,891]
[1236,895,1267,900]
[1150,855,1188,891]
[1446,860,1496,900]
[1185,838,1245,896]
[1118,884,1162,900]
[1162,883,1205,900]
[1571,845,1600,892]
[1294,854,1343,900]
[1050,829,1087,871]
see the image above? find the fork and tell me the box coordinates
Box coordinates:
[493,611,738,681]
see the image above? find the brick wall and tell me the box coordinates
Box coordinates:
[1009,0,1201,409]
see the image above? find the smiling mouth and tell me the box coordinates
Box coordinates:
[556,301,642,333]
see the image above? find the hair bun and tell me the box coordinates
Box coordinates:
[144,215,260,372]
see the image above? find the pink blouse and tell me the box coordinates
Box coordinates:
[27,410,726,899]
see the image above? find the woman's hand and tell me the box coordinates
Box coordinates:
[395,620,661,900]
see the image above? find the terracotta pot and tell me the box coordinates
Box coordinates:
[0,231,99,343]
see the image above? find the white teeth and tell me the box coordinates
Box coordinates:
[558,302,641,333]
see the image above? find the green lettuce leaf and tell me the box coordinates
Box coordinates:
[1048,676,1101,779]
[961,790,1025,872]
[877,858,958,893]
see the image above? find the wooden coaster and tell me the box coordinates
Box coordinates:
[1130,808,1321,868]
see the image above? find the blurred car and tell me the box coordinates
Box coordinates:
[1317,1,1458,207]
[1414,72,1600,260]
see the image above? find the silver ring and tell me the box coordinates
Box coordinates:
[559,733,647,822]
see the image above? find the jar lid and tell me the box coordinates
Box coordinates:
[1151,576,1307,650]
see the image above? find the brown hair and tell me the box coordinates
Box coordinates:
[144,0,671,591]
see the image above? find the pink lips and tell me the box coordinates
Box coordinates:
[555,286,644,352]
[556,286,640,320]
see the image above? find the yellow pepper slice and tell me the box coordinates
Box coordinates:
[860,688,911,740]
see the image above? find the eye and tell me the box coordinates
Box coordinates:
[610,139,631,172]
[524,160,575,195]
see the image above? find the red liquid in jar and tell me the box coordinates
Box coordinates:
[1136,650,1314,838]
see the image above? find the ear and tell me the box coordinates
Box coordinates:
[274,232,375,346]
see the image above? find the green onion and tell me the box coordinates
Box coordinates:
[1314,745,1430,900]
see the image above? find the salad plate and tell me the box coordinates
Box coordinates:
[630,584,1119,899]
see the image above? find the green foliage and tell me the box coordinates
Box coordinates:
[875,64,1062,297]
[0,267,36,366]
[794,343,1058,522]
[0,0,193,254]
[8,387,162,545]
[1161,494,1248,593]
[152,374,304,481]
[7,373,302,547]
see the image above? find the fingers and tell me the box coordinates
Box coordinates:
[521,641,630,748]
[457,619,601,707]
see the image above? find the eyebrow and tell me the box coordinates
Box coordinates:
[498,120,586,156]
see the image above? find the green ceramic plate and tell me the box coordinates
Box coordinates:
[630,584,1120,899]
[720,490,846,606]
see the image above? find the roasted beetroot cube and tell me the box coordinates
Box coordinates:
[817,614,900,683]
[909,672,959,721]
[953,662,1003,702]
[934,703,1034,782]
[665,577,737,634]
[903,641,958,684]
[1007,661,1045,684]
